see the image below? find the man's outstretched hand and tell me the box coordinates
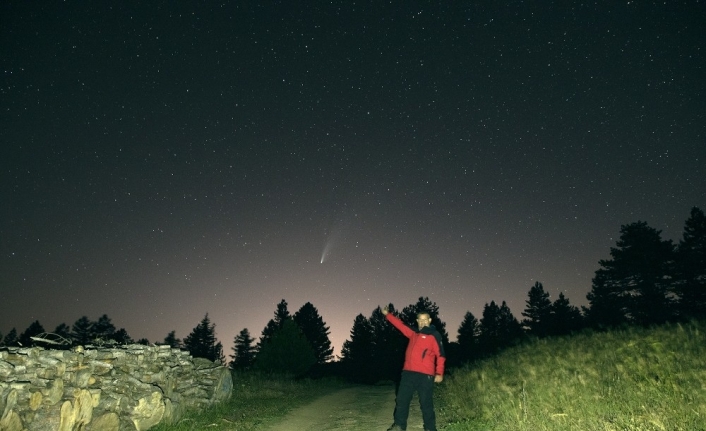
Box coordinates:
[381,306,389,316]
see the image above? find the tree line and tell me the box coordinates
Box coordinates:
[2,207,704,381]
[334,206,706,381]
[0,314,148,349]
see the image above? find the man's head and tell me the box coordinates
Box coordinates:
[416,311,432,329]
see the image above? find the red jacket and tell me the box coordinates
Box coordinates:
[386,313,446,377]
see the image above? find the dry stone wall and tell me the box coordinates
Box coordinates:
[0,344,233,431]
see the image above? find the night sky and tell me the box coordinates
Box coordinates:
[2,2,704,357]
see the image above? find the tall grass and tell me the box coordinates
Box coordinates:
[437,320,706,431]
[152,371,348,430]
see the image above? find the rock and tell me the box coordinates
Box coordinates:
[87,412,120,431]
[161,397,185,425]
[44,378,64,405]
[58,389,95,431]
[29,391,42,410]
[0,389,22,431]
[0,361,14,379]
[212,367,233,403]
[130,391,165,431]
[0,410,22,431]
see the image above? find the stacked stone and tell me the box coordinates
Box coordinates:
[0,344,232,431]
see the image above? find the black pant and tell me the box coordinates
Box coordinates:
[393,370,436,431]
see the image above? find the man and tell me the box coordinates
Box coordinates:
[382,306,445,431]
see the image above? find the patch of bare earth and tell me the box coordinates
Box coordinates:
[261,384,426,431]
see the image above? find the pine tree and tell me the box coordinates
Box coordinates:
[254,320,315,375]
[71,316,93,346]
[521,282,553,337]
[2,328,18,347]
[184,314,224,363]
[93,314,116,341]
[479,301,501,356]
[113,328,134,344]
[259,299,290,350]
[340,313,376,383]
[457,311,481,363]
[479,301,522,356]
[53,323,71,340]
[498,301,523,341]
[230,328,256,369]
[163,330,181,348]
[370,305,406,382]
[675,207,706,319]
[585,269,628,328]
[293,302,334,364]
[549,292,583,336]
[586,221,675,327]
[19,320,45,346]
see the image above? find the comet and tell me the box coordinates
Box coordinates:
[320,227,341,264]
[320,240,333,264]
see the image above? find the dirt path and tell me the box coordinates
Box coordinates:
[261,384,426,431]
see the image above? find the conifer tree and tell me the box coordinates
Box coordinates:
[521,282,553,337]
[71,316,93,346]
[293,302,334,364]
[113,328,134,344]
[499,301,523,341]
[19,320,45,346]
[586,221,675,326]
[369,305,406,382]
[585,269,628,328]
[93,314,116,341]
[479,301,522,356]
[230,328,256,369]
[259,299,290,350]
[53,323,71,340]
[479,301,502,355]
[184,314,224,363]
[163,330,181,348]
[549,292,583,335]
[2,328,18,347]
[675,207,706,318]
[340,313,376,383]
[457,311,481,363]
[254,320,315,375]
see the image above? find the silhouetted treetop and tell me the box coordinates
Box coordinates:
[259,299,291,349]
[587,221,675,327]
[230,328,256,370]
[521,282,552,337]
[184,314,224,363]
[293,302,334,364]
[675,207,706,318]
[19,320,45,347]
[254,319,315,376]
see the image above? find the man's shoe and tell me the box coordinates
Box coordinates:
[387,424,404,431]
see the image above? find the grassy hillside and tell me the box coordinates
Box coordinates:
[437,320,706,431]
